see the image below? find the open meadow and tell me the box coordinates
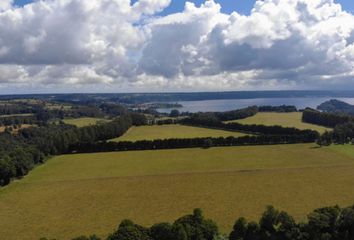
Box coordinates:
[63,117,110,127]
[111,124,247,141]
[228,112,330,133]
[1,144,354,239]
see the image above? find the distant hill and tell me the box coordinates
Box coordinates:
[317,99,354,115]
[2,90,354,104]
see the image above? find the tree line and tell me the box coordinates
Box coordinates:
[180,114,319,137]
[258,105,297,112]
[41,204,354,240]
[302,108,351,128]
[0,103,38,115]
[0,115,36,127]
[70,134,318,154]
[317,121,354,146]
[301,108,354,146]
[215,106,259,121]
[0,115,133,186]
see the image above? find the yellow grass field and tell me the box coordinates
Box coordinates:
[1,144,354,239]
[228,112,330,133]
[111,124,247,142]
[0,124,35,133]
[63,118,110,127]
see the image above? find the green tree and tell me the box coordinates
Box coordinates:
[0,156,15,185]
[107,219,151,240]
[229,218,248,240]
[170,109,180,117]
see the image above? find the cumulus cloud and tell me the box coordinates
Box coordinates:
[0,0,13,12]
[0,0,353,92]
[138,0,354,90]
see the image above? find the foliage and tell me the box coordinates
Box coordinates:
[0,115,132,186]
[302,108,351,128]
[66,205,354,240]
[215,106,259,121]
[317,99,354,115]
[258,105,297,112]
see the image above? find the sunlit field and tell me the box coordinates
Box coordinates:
[228,112,330,133]
[63,118,110,127]
[111,124,247,142]
[1,144,354,239]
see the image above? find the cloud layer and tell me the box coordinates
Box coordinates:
[0,0,353,92]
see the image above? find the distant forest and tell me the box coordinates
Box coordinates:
[2,90,354,104]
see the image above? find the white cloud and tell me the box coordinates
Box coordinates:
[0,0,13,12]
[0,0,353,92]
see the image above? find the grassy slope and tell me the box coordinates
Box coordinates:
[111,124,247,142]
[228,112,330,133]
[63,118,109,127]
[1,144,354,239]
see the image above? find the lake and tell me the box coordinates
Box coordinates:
[157,97,354,113]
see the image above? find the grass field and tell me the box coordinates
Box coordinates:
[0,124,35,133]
[0,113,34,118]
[63,118,110,127]
[1,144,354,239]
[111,124,247,142]
[227,112,330,133]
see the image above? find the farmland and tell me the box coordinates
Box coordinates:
[0,124,34,133]
[111,124,247,142]
[228,112,330,133]
[1,144,354,239]
[63,117,110,127]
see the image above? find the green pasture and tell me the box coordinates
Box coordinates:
[111,124,246,142]
[63,118,110,127]
[228,112,330,133]
[1,144,354,239]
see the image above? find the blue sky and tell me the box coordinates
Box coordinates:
[14,0,354,15]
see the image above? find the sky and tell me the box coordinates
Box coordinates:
[13,0,354,15]
[1,0,354,93]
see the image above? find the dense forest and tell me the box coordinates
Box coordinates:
[317,99,354,115]
[302,108,351,128]
[40,204,354,240]
[302,107,354,146]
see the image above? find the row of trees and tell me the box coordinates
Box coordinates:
[181,115,319,137]
[0,115,133,186]
[317,121,354,146]
[70,134,318,154]
[0,104,38,115]
[215,106,259,121]
[302,108,351,128]
[178,105,297,123]
[0,115,36,126]
[258,105,297,112]
[52,204,354,240]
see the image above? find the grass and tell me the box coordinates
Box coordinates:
[63,118,110,127]
[111,124,247,142]
[0,124,35,133]
[1,144,354,239]
[227,112,330,133]
[0,113,34,118]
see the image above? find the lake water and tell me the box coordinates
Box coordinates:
[157,97,354,113]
